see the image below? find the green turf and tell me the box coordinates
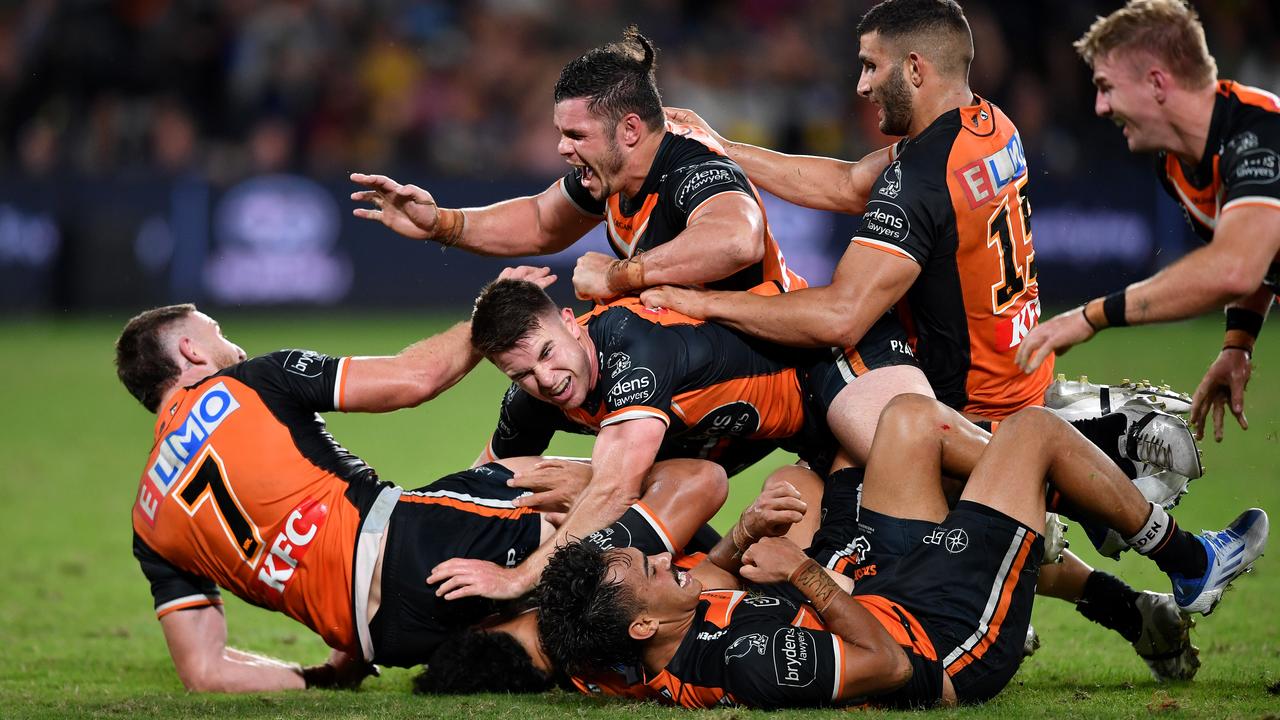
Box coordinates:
[1,313,1276,719]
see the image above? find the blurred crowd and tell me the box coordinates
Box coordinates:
[2,0,1278,184]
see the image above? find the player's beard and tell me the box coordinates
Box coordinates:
[876,64,914,136]
[591,137,627,200]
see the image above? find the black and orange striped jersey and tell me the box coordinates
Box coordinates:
[1158,80,1280,293]
[571,586,940,709]
[483,298,832,475]
[561,122,806,292]
[852,96,1053,419]
[132,350,382,655]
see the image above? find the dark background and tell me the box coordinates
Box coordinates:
[2,0,1276,313]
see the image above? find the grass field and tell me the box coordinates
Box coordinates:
[1,312,1277,719]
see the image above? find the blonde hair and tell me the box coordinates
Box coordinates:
[1074,0,1217,88]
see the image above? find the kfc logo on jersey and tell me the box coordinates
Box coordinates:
[772,627,817,688]
[996,295,1042,350]
[955,132,1028,210]
[257,499,328,593]
[1233,148,1280,185]
[878,161,903,199]
[608,367,657,406]
[144,382,241,511]
[725,633,769,663]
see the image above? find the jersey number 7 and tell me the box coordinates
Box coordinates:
[176,448,263,563]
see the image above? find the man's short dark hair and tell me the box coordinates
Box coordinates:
[413,630,553,694]
[536,541,645,677]
[856,0,973,78]
[470,279,559,356]
[553,26,663,131]
[116,303,196,413]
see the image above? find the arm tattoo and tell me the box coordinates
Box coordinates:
[789,559,841,614]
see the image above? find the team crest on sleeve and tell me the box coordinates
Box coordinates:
[725,633,769,663]
[607,352,633,378]
[878,161,902,199]
[282,350,324,377]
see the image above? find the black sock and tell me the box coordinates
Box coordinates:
[1125,503,1208,578]
[1075,571,1142,643]
[685,523,722,554]
[1070,414,1137,478]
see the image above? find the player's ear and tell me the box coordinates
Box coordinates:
[176,333,202,367]
[1148,68,1169,103]
[907,52,924,88]
[629,614,659,642]
[560,307,580,336]
[618,113,643,148]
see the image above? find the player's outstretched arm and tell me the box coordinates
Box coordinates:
[343,267,557,412]
[159,605,309,692]
[351,172,598,257]
[430,417,668,601]
[573,192,765,299]
[664,107,893,215]
[741,538,913,702]
[642,243,919,347]
[1017,204,1280,372]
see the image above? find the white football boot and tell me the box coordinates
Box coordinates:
[1115,401,1204,480]
[1132,591,1199,682]
[1045,375,1194,420]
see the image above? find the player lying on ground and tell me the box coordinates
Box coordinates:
[114,270,727,693]
[536,394,1268,708]
[426,276,931,603]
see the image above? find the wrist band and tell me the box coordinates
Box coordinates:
[301,663,336,689]
[730,521,757,552]
[1080,304,1101,332]
[1223,344,1253,358]
[1102,290,1128,327]
[433,208,466,247]
[1225,307,1265,338]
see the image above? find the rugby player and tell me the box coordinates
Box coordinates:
[116,270,727,692]
[1018,0,1279,445]
[537,394,1268,708]
[644,0,1199,680]
[351,27,806,299]
[425,277,925,602]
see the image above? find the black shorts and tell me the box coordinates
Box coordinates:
[809,496,938,586]
[799,311,919,414]
[857,501,1043,705]
[368,463,543,667]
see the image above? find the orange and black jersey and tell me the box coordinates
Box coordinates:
[132,350,384,655]
[853,96,1053,419]
[573,586,941,710]
[1158,80,1280,292]
[561,122,806,292]
[484,298,832,476]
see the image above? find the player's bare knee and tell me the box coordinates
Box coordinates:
[677,460,728,508]
[997,406,1059,440]
[879,392,949,441]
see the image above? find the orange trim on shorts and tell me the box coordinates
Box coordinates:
[397,494,534,519]
[634,500,676,550]
[155,597,223,618]
[944,529,1034,674]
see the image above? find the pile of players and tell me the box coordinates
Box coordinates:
[116,0,1273,708]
